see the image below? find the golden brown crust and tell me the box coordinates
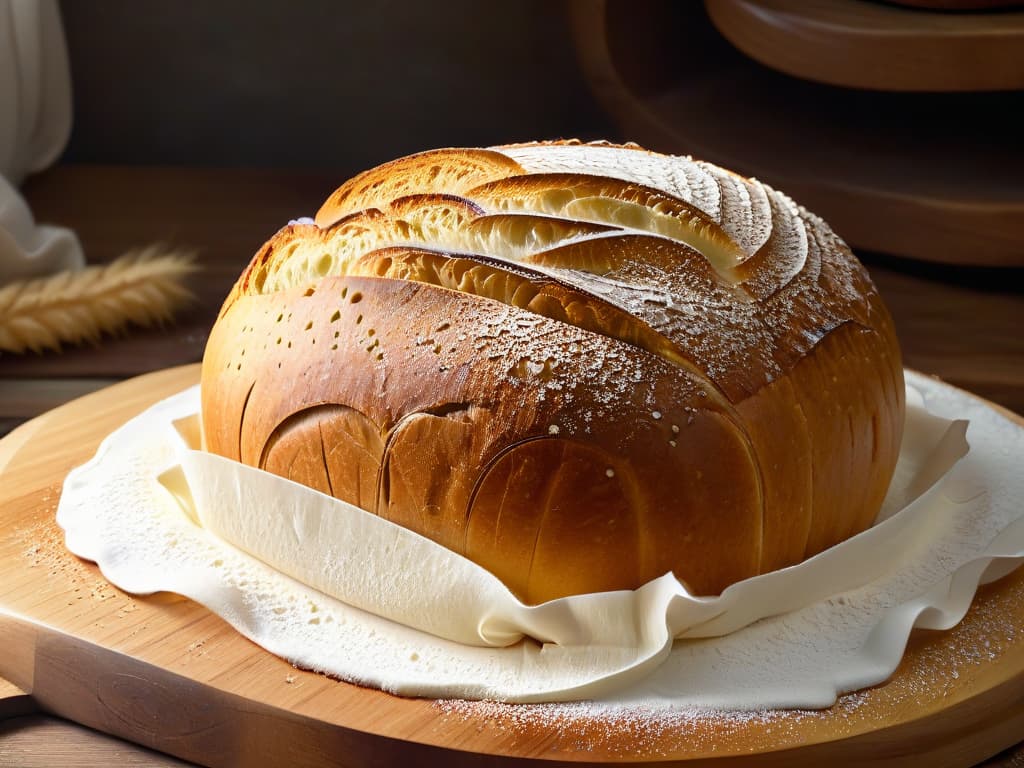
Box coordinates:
[315,148,524,229]
[201,143,904,603]
[202,276,762,602]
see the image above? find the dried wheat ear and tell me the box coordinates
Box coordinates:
[0,246,197,354]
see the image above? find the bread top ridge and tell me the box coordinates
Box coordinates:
[226,141,888,405]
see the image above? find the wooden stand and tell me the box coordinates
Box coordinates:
[705,0,1024,92]
[568,1,1024,267]
[1,366,1024,765]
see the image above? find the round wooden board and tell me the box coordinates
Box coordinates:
[568,1,1024,268]
[704,0,1024,92]
[2,365,1024,767]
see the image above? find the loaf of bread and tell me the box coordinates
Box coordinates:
[201,140,904,604]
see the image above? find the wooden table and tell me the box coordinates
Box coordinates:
[1,164,1022,766]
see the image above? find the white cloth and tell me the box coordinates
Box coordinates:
[0,0,82,285]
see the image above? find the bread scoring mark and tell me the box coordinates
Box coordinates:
[315,148,526,229]
[871,411,881,464]
[789,386,813,561]
[259,404,374,475]
[377,404,483,545]
[317,420,334,498]
[389,193,486,220]
[463,213,617,257]
[464,435,649,602]
[464,434,551,538]
[695,161,769,259]
[525,441,567,598]
[465,173,745,278]
[733,190,808,300]
[418,401,474,421]
[237,379,256,464]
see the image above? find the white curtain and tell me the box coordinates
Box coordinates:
[0,0,83,285]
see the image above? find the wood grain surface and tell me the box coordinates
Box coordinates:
[0,716,193,768]
[568,1,1024,267]
[704,0,1024,92]
[2,366,1024,766]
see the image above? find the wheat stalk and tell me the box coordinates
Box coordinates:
[0,246,198,354]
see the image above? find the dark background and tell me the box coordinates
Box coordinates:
[58,0,615,173]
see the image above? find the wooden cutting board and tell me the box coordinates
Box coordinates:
[3,364,1024,767]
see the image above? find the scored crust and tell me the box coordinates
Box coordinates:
[202,141,904,603]
[315,148,525,229]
